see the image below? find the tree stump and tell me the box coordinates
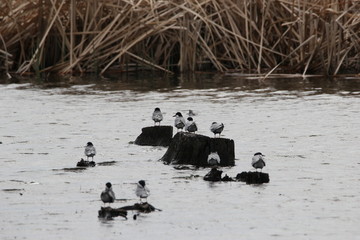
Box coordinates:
[236,171,270,184]
[161,132,235,167]
[135,126,173,147]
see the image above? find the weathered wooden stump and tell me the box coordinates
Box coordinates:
[76,158,96,167]
[161,132,235,167]
[98,207,128,219]
[236,171,270,184]
[135,126,173,147]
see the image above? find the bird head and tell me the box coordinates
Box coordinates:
[86,142,93,146]
[173,112,182,117]
[154,107,160,111]
[106,182,112,188]
[187,117,193,121]
[254,152,264,156]
[138,180,146,187]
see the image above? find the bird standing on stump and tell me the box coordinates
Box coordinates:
[210,122,224,138]
[135,180,150,203]
[173,112,186,132]
[84,142,96,161]
[251,152,266,171]
[185,117,198,133]
[101,182,116,206]
[152,107,163,126]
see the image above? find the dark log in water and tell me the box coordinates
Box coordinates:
[203,168,223,181]
[98,203,156,219]
[236,171,270,184]
[135,126,173,147]
[98,207,128,219]
[161,132,235,167]
[119,202,156,213]
[203,168,235,182]
[76,158,96,167]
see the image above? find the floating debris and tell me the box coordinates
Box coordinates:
[97,161,117,166]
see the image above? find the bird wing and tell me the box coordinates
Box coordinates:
[175,117,186,128]
[210,123,223,132]
[251,155,260,165]
[152,111,163,122]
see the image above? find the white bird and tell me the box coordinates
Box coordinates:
[135,180,150,203]
[173,112,186,132]
[207,152,220,166]
[210,122,224,138]
[185,117,198,133]
[100,182,116,206]
[84,142,96,160]
[251,152,266,171]
[152,107,163,126]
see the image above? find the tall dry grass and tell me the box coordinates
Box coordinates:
[0,0,360,76]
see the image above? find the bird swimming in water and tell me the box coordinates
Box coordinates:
[135,180,150,203]
[101,182,116,206]
[210,122,224,138]
[173,112,186,132]
[251,152,266,171]
[187,110,196,116]
[185,117,198,133]
[84,142,96,160]
[152,107,163,126]
[207,152,220,166]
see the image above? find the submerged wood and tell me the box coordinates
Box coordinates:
[76,158,96,167]
[135,126,173,147]
[203,168,235,182]
[1,1,360,75]
[119,202,156,213]
[203,168,223,182]
[161,132,235,167]
[98,202,156,219]
[236,171,270,184]
[98,207,127,219]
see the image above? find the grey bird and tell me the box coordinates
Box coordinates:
[135,180,150,203]
[207,152,220,166]
[84,142,96,160]
[185,117,198,133]
[101,182,116,206]
[187,110,196,116]
[251,152,266,171]
[173,112,186,132]
[152,107,163,126]
[210,122,224,138]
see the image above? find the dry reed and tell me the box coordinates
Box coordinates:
[1,0,360,76]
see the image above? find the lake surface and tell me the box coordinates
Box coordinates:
[0,73,359,240]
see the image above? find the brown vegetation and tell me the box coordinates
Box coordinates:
[1,0,360,75]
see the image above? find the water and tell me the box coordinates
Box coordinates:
[0,73,359,239]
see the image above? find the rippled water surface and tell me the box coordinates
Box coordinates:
[0,73,359,239]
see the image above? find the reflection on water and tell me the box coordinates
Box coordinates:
[1,72,360,94]
[0,73,359,240]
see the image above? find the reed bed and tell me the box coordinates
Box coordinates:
[1,0,360,75]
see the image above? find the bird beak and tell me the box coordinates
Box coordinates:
[173,114,176,117]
